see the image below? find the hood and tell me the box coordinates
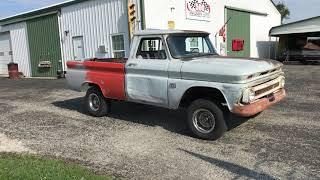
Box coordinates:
[181,56,283,83]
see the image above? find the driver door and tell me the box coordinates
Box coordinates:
[126,36,170,107]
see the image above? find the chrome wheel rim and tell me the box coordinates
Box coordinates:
[192,109,216,134]
[89,93,101,111]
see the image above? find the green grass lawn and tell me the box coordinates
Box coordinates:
[0,153,114,180]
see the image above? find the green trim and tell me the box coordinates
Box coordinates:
[140,0,146,30]
[0,11,58,26]
[27,14,62,77]
[225,6,268,16]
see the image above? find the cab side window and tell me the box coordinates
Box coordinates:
[136,38,167,60]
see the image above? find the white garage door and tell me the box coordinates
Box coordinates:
[0,32,12,75]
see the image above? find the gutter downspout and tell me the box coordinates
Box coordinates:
[9,32,13,63]
[269,36,271,59]
[57,10,66,74]
[139,0,146,30]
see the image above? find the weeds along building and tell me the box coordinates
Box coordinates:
[0,0,281,77]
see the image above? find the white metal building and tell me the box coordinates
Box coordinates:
[59,0,131,71]
[142,0,281,58]
[0,0,281,77]
[0,23,31,77]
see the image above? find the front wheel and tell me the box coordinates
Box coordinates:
[187,99,227,140]
[85,87,110,117]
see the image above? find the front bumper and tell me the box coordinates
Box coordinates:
[232,89,286,117]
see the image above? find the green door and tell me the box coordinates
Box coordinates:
[226,9,250,57]
[27,14,62,77]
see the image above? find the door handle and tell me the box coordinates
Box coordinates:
[127,63,137,67]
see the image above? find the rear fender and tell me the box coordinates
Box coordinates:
[67,60,126,101]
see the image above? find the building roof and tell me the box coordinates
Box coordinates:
[0,0,87,25]
[270,16,320,36]
[134,29,209,36]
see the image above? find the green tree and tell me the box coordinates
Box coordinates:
[275,1,291,23]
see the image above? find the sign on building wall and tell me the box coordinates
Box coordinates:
[185,0,212,21]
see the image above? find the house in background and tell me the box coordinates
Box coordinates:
[0,0,281,78]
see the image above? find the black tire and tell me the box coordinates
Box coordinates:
[85,87,110,117]
[187,99,227,140]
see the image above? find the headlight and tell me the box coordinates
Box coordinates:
[248,89,256,102]
[242,88,256,103]
[280,78,285,88]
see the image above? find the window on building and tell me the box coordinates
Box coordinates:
[189,38,199,47]
[111,34,125,58]
[136,38,167,60]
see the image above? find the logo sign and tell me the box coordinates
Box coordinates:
[185,0,212,21]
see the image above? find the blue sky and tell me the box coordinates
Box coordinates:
[274,0,320,23]
[0,0,65,19]
[0,0,319,23]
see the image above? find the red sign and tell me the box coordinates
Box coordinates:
[232,39,245,51]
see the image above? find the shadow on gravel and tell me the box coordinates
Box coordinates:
[52,98,251,137]
[52,98,190,136]
[224,113,251,131]
[52,98,86,114]
[180,149,276,180]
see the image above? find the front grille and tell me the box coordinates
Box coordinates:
[255,82,280,96]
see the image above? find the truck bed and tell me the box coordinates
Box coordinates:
[66,58,127,100]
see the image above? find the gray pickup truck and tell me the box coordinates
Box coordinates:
[66,30,286,140]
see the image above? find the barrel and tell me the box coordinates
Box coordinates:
[7,62,20,79]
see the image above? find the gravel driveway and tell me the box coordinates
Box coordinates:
[0,65,319,179]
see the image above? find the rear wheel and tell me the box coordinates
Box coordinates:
[187,99,227,140]
[85,87,110,117]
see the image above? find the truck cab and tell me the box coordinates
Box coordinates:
[66,30,286,140]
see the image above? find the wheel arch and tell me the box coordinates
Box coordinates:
[179,86,229,109]
[81,82,102,93]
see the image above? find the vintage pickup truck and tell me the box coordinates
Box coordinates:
[66,30,286,140]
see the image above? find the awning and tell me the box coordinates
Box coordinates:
[270,16,320,36]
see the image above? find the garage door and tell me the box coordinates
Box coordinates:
[0,32,12,75]
[226,8,251,57]
[27,14,62,77]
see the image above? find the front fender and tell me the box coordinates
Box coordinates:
[168,79,245,111]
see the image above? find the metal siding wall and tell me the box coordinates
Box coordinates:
[0,22,31,77]
[10,22,32,77]
[27,14,62,77]
[60,0,130,65]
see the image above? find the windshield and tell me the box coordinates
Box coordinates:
[167,34,217,59]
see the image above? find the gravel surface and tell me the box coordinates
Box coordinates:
[0,133,31,153]
[0,65,319,179]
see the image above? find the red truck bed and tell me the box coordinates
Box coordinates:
[67,58,127,100]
